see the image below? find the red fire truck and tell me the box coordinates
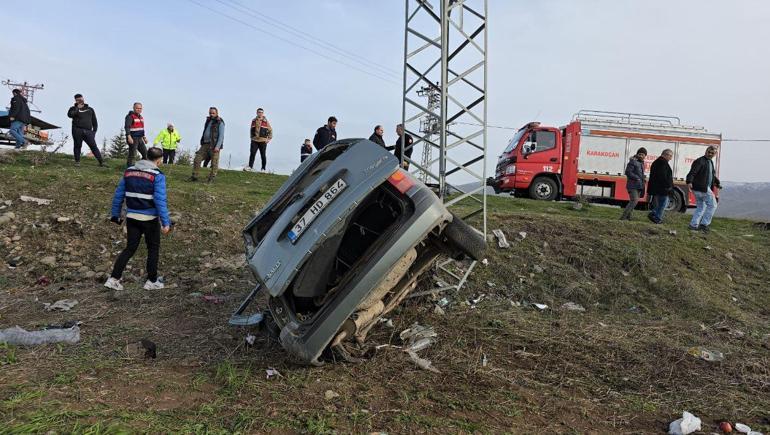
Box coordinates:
[488,110,722,212]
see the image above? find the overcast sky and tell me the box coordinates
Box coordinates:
[2,0,768,182]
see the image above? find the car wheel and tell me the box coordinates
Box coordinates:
[529,177,558,201]
[666,190,684,213]
[443,212,487,261]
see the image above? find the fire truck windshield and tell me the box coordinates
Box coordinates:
[503,128,527,153]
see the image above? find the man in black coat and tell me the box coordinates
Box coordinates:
[8,89,31,149]
[392,123,414,169]
[312,116,337,151]
[686,146,721,232]
[646,149,673,224]
[368,125,386,147]
[67,93,105,167]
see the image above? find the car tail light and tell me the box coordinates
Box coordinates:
[387,169,415,194]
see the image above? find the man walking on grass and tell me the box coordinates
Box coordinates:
[104,147,171,292]
[620,147,647,221]
[124,102,148,167]
[7,89,30,150]
[247,108,272,172]
[153,123,181,164]
[686,145,721,233]
[647,149,674,224]
[191,107,225,182]
[67,93,105,167]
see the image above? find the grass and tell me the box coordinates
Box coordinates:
[0,151,769,433]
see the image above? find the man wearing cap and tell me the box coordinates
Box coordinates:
[153,123,182,164]
[67,93,105,167]
[7,89,31,150]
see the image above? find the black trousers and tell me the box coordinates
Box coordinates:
[110,218,161,282]
[72,128,103,163]
[127,136,147,167]
[162,149,176,164]
[249,141,267,169]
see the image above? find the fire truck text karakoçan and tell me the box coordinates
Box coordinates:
[488,110,722,212]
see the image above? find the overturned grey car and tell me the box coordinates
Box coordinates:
[237,138,485,365]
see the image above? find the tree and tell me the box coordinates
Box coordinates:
[175,147,194,166]
[101,137,109,159]
[108,129,128,159]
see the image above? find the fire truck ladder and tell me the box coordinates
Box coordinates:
[402,0,488,297]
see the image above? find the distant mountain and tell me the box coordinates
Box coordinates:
[716,182,770,221]
[453,181,770,221]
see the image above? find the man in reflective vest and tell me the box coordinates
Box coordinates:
[153,123,182,164]
[124,102,148,167]
[105,147,171,291]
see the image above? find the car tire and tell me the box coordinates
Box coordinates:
[443,212,486,261]
[666,190,684,213]
[529,177,559,201]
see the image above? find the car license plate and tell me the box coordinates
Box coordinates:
[287,178,347,243]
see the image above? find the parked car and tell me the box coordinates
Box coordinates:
[238,138,486,365]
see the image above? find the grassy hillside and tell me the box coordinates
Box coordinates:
[1,152,769,434]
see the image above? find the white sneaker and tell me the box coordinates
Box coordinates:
[243,167,253,172]
[260,168,266,173]
[143,279,165,290]
[104,277,124,291]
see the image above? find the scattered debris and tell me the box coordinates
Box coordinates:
[20,195,52,205]
[533,265,544,274]
[486,281,496,288]
[719,422,733,433]
[704,245,713,251]
[561,302,586,312]
[491,229,510,248]
[245,334,257,346]
[481,258,489,266]
[727,274,733,282]
[407,350,440,373]
[56,216,72,223]
[266,367,283,379]
[35,276,51,286]
[669,230,677,236]
[40,256,57,267]
[469,294,485,308]
[400,323,437,352]
[433,305,445,316]
[378,318,394,328]
[481,353,488,367]
[532,303,549,311]
[725,252,735,261]
[518,231,527,240]
[648,277,658,285]
[621,270,630,277]
[324,390,340,401]
[0,325,80,346]
[688,346,725,362]
[437,297,450,307]
[202,295,225,304]
[43,299,78,312]
[734,423,752,434]
[668,411,701,435]
[513,349,539,358]
[571,202,583,211]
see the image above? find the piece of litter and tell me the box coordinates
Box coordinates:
[433,305,445,315]
[491,229,510,249]
[621,270,630,277]
[481,353,488,367]
[668,411,701,435]
[481,258,489,266]
[0,325,80,346]
[532,303,548,311]
[202,295,225,304]
[43,299,79,312]
[669,230,677,236]
[561,302,585,312]
[245,334,256,345]
[598,322,608,327]
[20,195,52,205]
[704,245,713,251]
[518,231,527,240]
[735,423,751,433]
[437,297,450,307]
[725,252,735,261]
[687,346,725,362]
[266,368,283,379]
[400,323,437,348]
[324,390,340,401]
[486,281,496,287]
[406,350,440,373]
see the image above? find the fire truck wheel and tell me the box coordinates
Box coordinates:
[666,190,684,213]
[529,177,559,201]
[443,212,487,261]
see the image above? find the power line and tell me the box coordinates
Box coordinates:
[185,0,401,87]
[215,0,401,79]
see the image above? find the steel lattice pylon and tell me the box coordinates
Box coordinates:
[401,0,488,295]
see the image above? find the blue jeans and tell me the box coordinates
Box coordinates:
[651,194,669,222]
[690,190,717,227]
[9,120,25,148]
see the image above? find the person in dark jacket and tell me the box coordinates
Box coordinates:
[312,116,337,151]
[392,124,414,169]
[8,89,31,149]
[368,125,386,147]
[686,146,721,232]
[300,139,313,163]
[619,147,647,220]
[191,107,225,182]
[67,93,104,167]
[104,147,171,292]
[646,149,674,224]
[124,102,148,167]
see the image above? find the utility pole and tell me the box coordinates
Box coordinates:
[402,0,488,294]
[2,80,45,113]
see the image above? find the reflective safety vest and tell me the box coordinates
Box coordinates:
[129,113,145,135]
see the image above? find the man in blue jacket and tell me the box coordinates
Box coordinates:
[105,147,171,291]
